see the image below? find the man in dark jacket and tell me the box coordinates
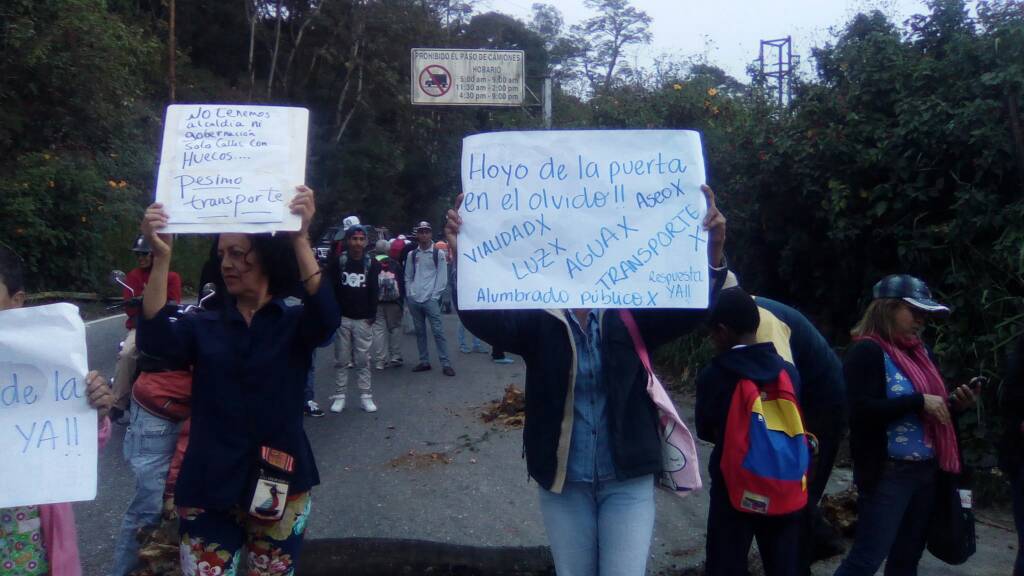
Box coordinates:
[448,185,728,576]
[696,287,804,576]
[751,295,847,572]
[325,225,380,413]
[1003,334,1024,576]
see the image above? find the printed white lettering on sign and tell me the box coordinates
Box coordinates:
[457,130,710,310]
[0,303,97,508]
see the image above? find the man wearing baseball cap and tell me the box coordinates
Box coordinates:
[326,224,381,413]
[404,221,455,376]
[111,235,182,422]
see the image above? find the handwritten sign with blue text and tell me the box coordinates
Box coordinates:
[458,130,710,310]
[155,104,309,233]
[0,304,97,507]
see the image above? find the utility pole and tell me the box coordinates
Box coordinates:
[168,0,176,102]
[543,77,552,129]
[758,36,799,107]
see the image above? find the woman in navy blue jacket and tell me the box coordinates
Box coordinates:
[446,186,728,576]
[138,186,340,576]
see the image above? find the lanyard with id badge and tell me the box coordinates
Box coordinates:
[248,446,294,521]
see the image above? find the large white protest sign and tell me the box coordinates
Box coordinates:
[0,303,97,507]
[155,104,309,233]
[458,130,710,310]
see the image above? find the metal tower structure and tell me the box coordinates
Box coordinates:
[759,37,800,107]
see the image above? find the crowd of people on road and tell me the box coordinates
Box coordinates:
[0,180,1022,576]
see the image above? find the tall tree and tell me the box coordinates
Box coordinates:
[570,0,651,94]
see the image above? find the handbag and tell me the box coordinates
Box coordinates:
[927,468,976,565]
[618,310,702,495]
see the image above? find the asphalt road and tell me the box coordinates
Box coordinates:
[76,311,1016,576]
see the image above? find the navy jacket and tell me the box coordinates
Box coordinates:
[695,342,801,485]
[754,297,845,410]
[138,279,340,509]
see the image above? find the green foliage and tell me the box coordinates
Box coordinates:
[1,0,1021,478]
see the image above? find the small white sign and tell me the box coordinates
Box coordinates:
[457,130,710,310]
[155,104,309,233]
[0,303,97,508]
[411,49,524,106]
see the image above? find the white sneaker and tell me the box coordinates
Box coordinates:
[330,395,346,413]
[360,394,377,413]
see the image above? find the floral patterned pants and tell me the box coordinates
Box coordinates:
[178,493,310,576]
[0,507,48,576]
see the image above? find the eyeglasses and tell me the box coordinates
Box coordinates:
[218,246,254,270]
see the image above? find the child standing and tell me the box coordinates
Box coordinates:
[696,287,811,576]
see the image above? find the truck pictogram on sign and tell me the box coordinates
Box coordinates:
[418,65,451,97]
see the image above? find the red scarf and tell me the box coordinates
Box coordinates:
[857,333,961,473]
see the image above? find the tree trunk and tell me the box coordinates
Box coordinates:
[333,39,364,144]
[282,0,326,96]
[266,0,284,99]
[246,0,257,101]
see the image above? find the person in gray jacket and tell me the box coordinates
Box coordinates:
[405,221,455,376]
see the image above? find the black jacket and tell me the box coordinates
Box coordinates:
[844,339,928,491]
[695,343,801,485]
[456,268,727,493]
[1000,335,1024,475]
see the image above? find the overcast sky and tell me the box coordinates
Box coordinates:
[485,0,975,81]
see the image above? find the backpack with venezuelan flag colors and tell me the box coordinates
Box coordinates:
[721,369,810,515]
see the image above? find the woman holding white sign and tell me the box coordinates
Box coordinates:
[446,185,728,576]
[0,245,114,576]
[137,186,339,576]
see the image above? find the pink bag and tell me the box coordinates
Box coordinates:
[619,310,703,495]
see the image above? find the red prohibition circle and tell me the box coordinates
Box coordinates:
[418,64,452,97]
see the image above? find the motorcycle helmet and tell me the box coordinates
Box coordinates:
[131,235,152,254]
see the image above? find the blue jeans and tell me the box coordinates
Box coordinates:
[1013,463,1024,576]
[458,322,485,352]
[834,460,936,576]
[407,297,450,367]
[109,399,180,576]
[537,474,655,576]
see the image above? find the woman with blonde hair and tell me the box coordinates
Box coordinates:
[835,275,978,576]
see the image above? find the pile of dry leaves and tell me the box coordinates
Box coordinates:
[481,384,526,428]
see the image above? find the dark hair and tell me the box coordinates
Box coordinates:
[0,245,25,295]
[709,287,760,336]
[344,225,367,240]
[212,233,300,298]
